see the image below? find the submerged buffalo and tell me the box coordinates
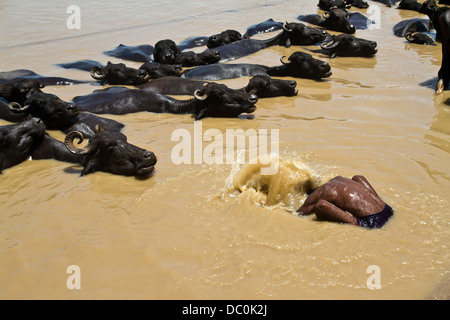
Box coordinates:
[0,93,124,138]
[139,75,298,97]
[420,0,450,93]
[298,8,357,34]
[90,62,151,85]
[153,39,180,64]
[209,22,328,62]
[0,69,86,86]
[139,61,183,79]
[207,29,242,48]
[73,83,258,120]
[320,34,378,57]
[406,32,435,44]
[104,44,154,62]
[0,117,46,173]
[174,50,221,67]
[31,125,157,177]
[0,79,44,105]
[267,52,332,80]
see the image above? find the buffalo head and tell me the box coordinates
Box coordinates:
[322,8,356,34]
[207,29,243,48]
[90,62,150,85]
[193,83,258,120]
[0,79,44,105]
[174,50,221,67]
[8,92,79,129]
[282,22,328,46]
[267,52,332,80]
[64,125,157,177]
[153,39,180,64]
[243,75,298,97]
[321,34,378,57]
[0,117,46,173]
[139,62,182,79]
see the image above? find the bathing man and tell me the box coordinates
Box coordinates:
[297,175,393,228]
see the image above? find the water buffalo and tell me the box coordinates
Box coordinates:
[320,34,378,57]
[318,0,351,10]
[139,75,298,98]
[0,79,44,105]
[207,30,242,48]
[182,63,269,80]
[104,44,154,63]
[0,93,123,138]
[153,39,180,64]
[208,22,328,62]
[242,75,298,97]
[174,50,221,67]
[266,52,332,80]
[346,0,369,8]
[31,125,157,177]
[2,92,79,129]
[0,117,46,173]
[90,62,151,85]
[406,32,435,44]
[393,18,430,37]
[0,69,86,86]
[242,19,283,38]
[420,0,450,93]
[73,83,258,120]
[298,8,356,34]
[398,0,422,11]
[138,61,183,79]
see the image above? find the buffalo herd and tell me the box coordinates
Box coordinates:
[1,0,449,177]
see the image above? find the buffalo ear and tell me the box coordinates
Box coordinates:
[81,160,96,176]
[194,108,208,121]
[0,131,9,148]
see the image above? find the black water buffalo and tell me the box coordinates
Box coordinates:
[73,83,258,120]
[318,0,351,10]
[267,52,332,80]
[139,61,183,79]
[393,18,430,37]
[90,62,151,85]
[398,0,422,11]
[0,93,123,138]
[346,0,369,8]
[320,34,378,57]
[174,50,221,67]
[298,8,356,34]
[0,69,86,86]
[138,75,298,98]
[2,92,79,129]
[420,0,450,93]
[242,19,283,38]
[182,63,269,80]
[31,125,157,177]
[104,44,154,63]
[0,117,46,173]
[0,79,44,105]
[406,32,435,44]
[153,39,180,64]
[242,75,298,97]
[207,30,242,48]
[208,22,328,62]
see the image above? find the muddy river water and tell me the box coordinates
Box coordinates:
[0,0,449,299]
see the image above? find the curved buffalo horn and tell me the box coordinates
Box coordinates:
[64,131,91,155]
[90,66,106,80]
[321,39,339,50]
[8,102,29,113]
[280,56,290,65]
[194,89,208,101]
[282,22,292,32]
[322,11,330,19]
[405,32,414,42]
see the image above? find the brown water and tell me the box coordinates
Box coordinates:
[0,0,449,300]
